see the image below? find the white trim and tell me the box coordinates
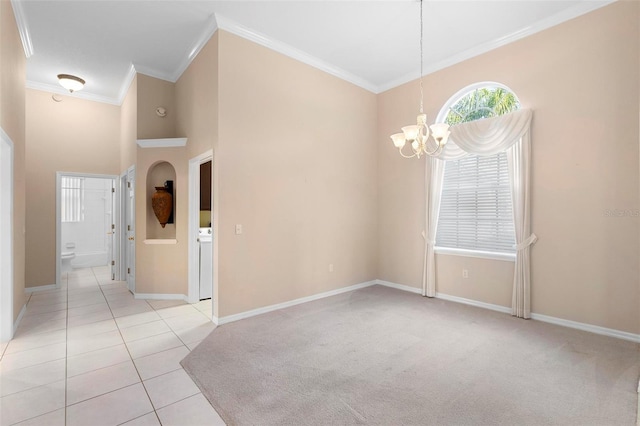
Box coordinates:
[55,173,61,288]
[434,247,516,262]
[217,280,377,325]
[134,293,188,301]
[375,279,422,295]
[133,65,175,84]
[25,80,121,106]
[435,292,512,314]
[530,313,640,344]
[143,239,178,245]
[10,0,33,58]
[117,64,137,105]
[171,14,219,82]
[377,0,616,93]
[188,150,214,304]
[215,14,378,94]
[125,166,136,293]
[377,279,640,344]
[211,315,219,326]
[24,284,57,293]
[136,138,187,149]
[12,304,26,335]
[0,128,14,342]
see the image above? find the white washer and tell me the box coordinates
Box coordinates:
[199,228,212,300]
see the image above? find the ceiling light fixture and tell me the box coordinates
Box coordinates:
[390,0,450,159]
[57,74,85,93]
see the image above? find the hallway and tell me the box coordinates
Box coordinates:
[0,267,225,425]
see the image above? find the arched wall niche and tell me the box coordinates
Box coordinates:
[146,160,177,240]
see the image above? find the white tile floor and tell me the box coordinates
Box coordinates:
[0,267,226,426]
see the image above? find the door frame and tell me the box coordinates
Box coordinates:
[125,166,136,293]
[55,172,118,288]
[188,150,216,307]
[0,128,14,342]
[116,171,127,281]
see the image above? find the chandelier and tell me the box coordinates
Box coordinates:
[390,0,450,159]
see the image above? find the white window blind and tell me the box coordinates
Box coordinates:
[436,152,515,253]
[61,177,84,223]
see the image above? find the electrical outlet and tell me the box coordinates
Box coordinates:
[329,264,334,272]
[462,269,469,279]
[235,224,242,235]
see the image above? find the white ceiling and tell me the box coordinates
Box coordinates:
[15,0,613,105]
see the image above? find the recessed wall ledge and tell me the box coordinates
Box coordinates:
[137,138,187,148]
[143,239,178,245]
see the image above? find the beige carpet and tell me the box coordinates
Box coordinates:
[181,285,640,425]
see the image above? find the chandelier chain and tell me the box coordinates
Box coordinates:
[419,0,423,114]
[388,0,450,159]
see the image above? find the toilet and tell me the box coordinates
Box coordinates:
[61,251,76,273]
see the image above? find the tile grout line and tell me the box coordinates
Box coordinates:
[6,275,68,425]
[91,266,162,425]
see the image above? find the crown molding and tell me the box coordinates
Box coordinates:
[117,64,137,105]
[377,0,617,93]
[215,14,379,94]
[25,80,120,105]
[170,14,219,82]
[132,63,174,83]
[10,0,33,58]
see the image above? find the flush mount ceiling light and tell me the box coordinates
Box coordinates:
[390,0,450,158]
[57,74,85,93]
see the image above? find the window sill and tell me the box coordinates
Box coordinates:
[434,247,515,262]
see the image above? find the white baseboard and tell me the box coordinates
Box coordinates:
[134,293,188,301]
[435,292,512,315]
[377,280,640,344]
[530,312,640,344]
[376,279,422,295]
[25,284,57,293]
[12,304,26,335]
[217,280,377,326]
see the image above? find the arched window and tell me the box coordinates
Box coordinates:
[435,83,520,257]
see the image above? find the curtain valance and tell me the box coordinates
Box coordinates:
[435,108,532,160]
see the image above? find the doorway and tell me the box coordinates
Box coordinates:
[56,172,118,288]
[0,129,14,342]
[188,150,216,317]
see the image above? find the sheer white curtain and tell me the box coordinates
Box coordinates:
[422,156,445,297]
[423,108,536,318]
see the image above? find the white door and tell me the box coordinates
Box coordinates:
[126,167,135,292]
[109,179,116,280]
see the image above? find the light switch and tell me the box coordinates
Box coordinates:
[235,224,243,235]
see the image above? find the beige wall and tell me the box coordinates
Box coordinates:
[25,89,121,287]
[176,32,219,159]
[378,2,640,334]
[135,147,189,295]
[175,33,219,312]
[120,75,137,171]
[217,31,378,317]
[137,74,176,140]
[1,0,27,319]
